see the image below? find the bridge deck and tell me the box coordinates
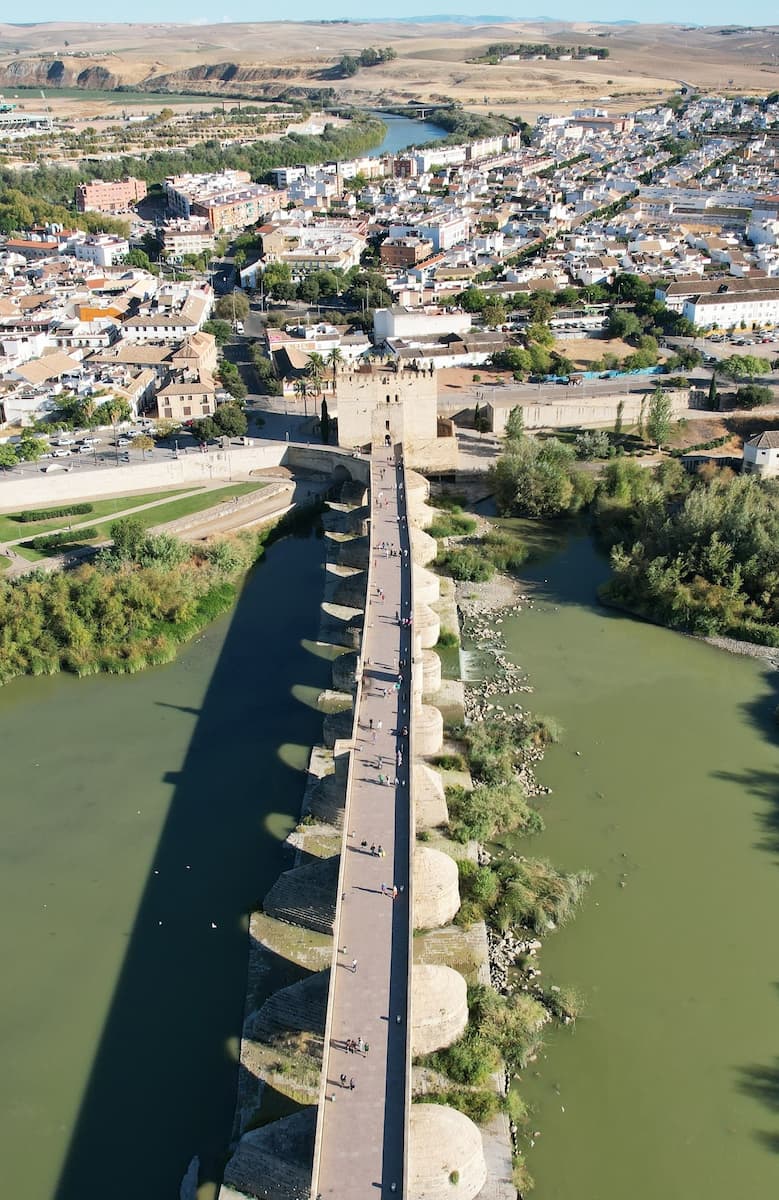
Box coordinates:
[315,449,411,1199]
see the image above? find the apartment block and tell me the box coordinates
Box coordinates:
[75,177,147,215]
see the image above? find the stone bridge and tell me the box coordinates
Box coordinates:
[219,442,493,1200]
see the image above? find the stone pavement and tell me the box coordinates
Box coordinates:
[315,448,412,1199]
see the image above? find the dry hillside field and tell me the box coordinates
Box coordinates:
[0,20,778,120]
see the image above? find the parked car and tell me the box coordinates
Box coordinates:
[81,436,101,446]
[115,437,132,448]
[77,444,93,454]
[51,448,72,458]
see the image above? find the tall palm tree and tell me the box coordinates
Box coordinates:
[306,351,326,399]
[294,376,310,417]
[326,347,344,392]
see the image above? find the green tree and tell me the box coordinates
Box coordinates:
[262,261,293,299]
[141,231,161,261]
[95,398,132,427]
[202,319,232,346]
[504,406,525,443]
[294,377,311,414]
[16,436,45,462]
[646,387,673,448]
[707,374,718,411]
[490,437,583,517]
[153,418,181,439]
[131,434,155,458]
[460,287,487,313]
[213,404,248,438]
[125,248,151,271]
[320,397,331,445]
[217,361,247,401]
[192,417,218,442]
[110,517,146,561]
[338,54,359,77]
[214,290,249,323]
[608,310,642,340]
[528,293,553,324]
[490,346,532,375]
[306,352,327,397]
[483,298,507,327]
[526,321,554,347]
[719,354,770,381]
[0,443,18,470]
[736,384,773,409]
[326,347,344,389]
[298,275,321,305]
[615,399,624,435]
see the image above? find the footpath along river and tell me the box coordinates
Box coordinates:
[479,529,779,1198]
[0,531,331,1200]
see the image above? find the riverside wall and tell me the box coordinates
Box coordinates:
[0,442,369,510]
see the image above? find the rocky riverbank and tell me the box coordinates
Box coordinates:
[456,576,552,800]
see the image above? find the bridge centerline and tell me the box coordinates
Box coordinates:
[312,445,413,1199]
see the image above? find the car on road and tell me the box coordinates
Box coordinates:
[235,321,245,335]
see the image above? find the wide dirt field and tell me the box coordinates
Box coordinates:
[1,20,778,120]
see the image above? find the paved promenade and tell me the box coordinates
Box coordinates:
[315,449,412,1199]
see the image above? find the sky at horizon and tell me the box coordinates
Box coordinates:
[5,6,778,29]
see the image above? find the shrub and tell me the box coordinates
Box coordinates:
[426,508,477,539]
[16,502,93,523]
[447,780,544,843]
[574,430,611,460]
[27,527,99,550]
[736,384,773,409]
[458,856,592,934]
[436,546,495,582]
[461,721,524,785]
[433,752,467,771]
[482,529,527,571]
[437,628,459,647]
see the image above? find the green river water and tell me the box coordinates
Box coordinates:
[488,531,779,1199]
[0,532,330,1200]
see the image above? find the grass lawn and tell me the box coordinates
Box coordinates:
[0,554,10,572]
[91,481,268,538]
[15,482,269,561]
[0,487,202,541]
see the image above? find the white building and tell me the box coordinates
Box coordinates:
[743,430,779,477]
[71,235,130,268]
[373,305,472,342]
[389,213,470,253]
[682,290,779,329]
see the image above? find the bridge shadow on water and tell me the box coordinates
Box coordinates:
[54,528,332,1200]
